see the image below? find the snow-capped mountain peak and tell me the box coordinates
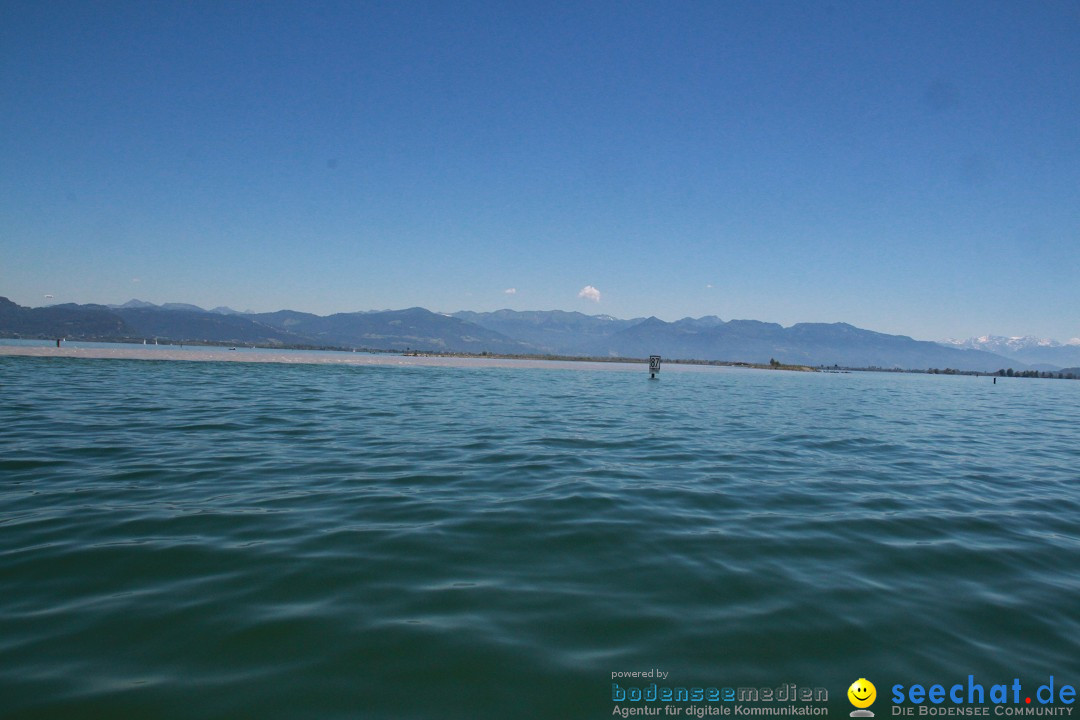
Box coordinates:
[939,334,1080,369]
[948,335,1062,352]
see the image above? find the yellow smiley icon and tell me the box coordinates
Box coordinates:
[848,678,876,712]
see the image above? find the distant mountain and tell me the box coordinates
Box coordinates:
[112,307,306,345]
[109,298,158,309]
[452,309,640,354]
[0,295,1042,371]
[252,307,536,353]
[774,323,1013,371]
[107,299,208,313]
[451,310,1019,371]
[2,297,535,352]
[940,335,1080,369]
[672,315,726,329]
[0,297,132,338]
[603,317,780,361]
[2,297,311,345]
[596,317,1014,371]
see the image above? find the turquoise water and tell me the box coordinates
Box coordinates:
[2,357,1078,719]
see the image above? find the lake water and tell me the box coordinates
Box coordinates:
[2,356,1078,719]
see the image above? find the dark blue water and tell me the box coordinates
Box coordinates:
[2,357,1078,718]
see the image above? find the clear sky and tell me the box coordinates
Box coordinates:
[2,1,1078,341]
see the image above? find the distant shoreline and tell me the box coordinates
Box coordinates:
[0,344,817,374]
[397,349,818,372]
[5,341,1073,379]
[0,345,655,372]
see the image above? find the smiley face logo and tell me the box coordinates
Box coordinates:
[848,679,876,716]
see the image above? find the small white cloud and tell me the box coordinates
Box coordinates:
[578,285,601,303]
[504,288,516,295]
[706,283,714,289]
[132,278,141,283]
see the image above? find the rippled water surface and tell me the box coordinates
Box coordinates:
[2,357,1078,718]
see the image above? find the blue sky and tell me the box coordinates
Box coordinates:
[2,1,1078,341]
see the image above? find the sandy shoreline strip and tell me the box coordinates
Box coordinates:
[0,345,676,373]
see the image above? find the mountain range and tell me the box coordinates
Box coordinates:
[938,335,1080,369]
[0,296,1062,373]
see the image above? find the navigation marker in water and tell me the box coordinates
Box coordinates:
[649,355,661,379]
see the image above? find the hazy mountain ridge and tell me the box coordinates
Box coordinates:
[940,335,1080,368]
[0,298,535,353]
[110,299,248,316]
[452,309,642,354]
[455,312,1017,371]
[251,307,536,354]
[112,307,308,346]
[0,297,132,337]
[0,296,1051,371]
[599,317,1017,371]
